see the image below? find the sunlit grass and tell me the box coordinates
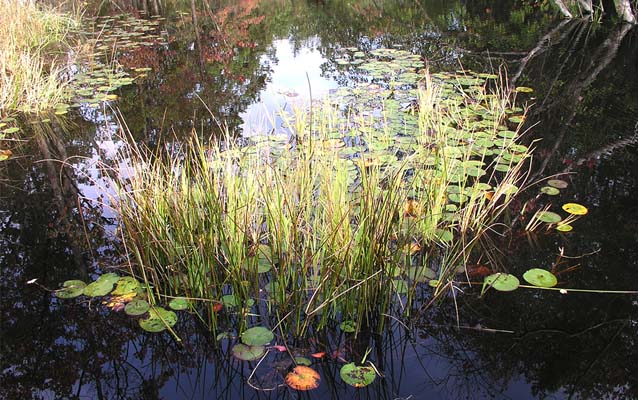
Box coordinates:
[0,0,81,114]
[110,72,531,337]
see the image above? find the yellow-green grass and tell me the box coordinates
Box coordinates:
[110,72,531,337]
[0,0,81,115]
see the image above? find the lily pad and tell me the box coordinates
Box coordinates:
[125,299,150,316]
[535,211,562,224]
[111,276,140,296]
[56,280,86,299]
[556,224,573,232]
[138,307,177,332]
[540,186,560,196]
[393,280,409,294]
[547,179,568,189]
[83,279,115,297]
[222,294,239,307]
[340,320,356,333]
[241,326,274,346]
[523,268,558,288]
[562,203,588,215]
[295,356,312,366]
[168,297,190,311]
[484,273,520,292]
[97,273,121,286]
[285,365,320,391]
[340,362,376,387]
[231,343,265,361]
[407,267,437,282]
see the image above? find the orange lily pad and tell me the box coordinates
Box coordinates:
[285,366,320,391]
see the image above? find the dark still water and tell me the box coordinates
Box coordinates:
[1,1,637,399]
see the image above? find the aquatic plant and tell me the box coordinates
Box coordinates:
[0,0,81,114]
[109,49,532,338]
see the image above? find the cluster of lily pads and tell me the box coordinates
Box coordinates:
[55,273,188,333]
[481,267,559,295]
[1,116,19,161]
[87,14,168,54]
[529,178,589,232]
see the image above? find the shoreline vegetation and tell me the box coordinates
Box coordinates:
[109,66,532,337]
[0,0,83,116]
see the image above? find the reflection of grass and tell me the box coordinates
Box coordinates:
[112,73,530,337]
[0,0,80,114]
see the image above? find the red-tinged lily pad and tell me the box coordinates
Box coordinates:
[484,273,520,292]
[547,179,568,189]
[340,362,376,387]
[241,326,274,346]
[562,203,588,215]
[231,343,265,361]
[285,365,320,391]
[523,268,558,288]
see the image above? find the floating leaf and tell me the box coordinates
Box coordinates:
[0,149,12,161]
[340,320,356,333]
[56,280,86,299]
[294,356,312,366]
[241,326,274,346]
[97,273,120,286]
[523,268,558,288]
[556,224,573,232]
[231,343,265,361]
[393,280,408,294]
[83,279,114,297]
[407,267,437,282]
[515,86,534,93]
[535,211,562,224]
[540,186,560,196]
[562,203,588,215]
[340,363,376,387]
[285,366,320,391]
[125,299,150,316]
[168,297,190,311]
[139,307,177,332]
[484,273,520,292]
[111,276,140,296]
[311,352,326,359]
[222,294,239,307]
[547,179,568,189]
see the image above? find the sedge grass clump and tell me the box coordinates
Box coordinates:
[0,0,81,114]
[111,57,532,337]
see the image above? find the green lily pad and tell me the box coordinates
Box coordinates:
[340,362,376,387]
[407,267,437,282]
[232,343,265,361]
[535,211,562,224]
[111,276,140,296]
[138,307,177,332]
[484,273,520,292]
[168,297,190,311]
[97,273,120,286]
[125,299,150,316]
[393,280,409,294]
[241,326,274,346]
[56,280,86,299]
[340,320,356,333]
[540,186,560,196]
[556,224,573,232]
[222,294,239,307]
[83,279,115,297]
[523,268,558,288]
[295,356,312,366]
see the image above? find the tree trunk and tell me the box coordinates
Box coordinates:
[614,0,637,23]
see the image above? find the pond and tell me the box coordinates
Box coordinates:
[1,1,637,399]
